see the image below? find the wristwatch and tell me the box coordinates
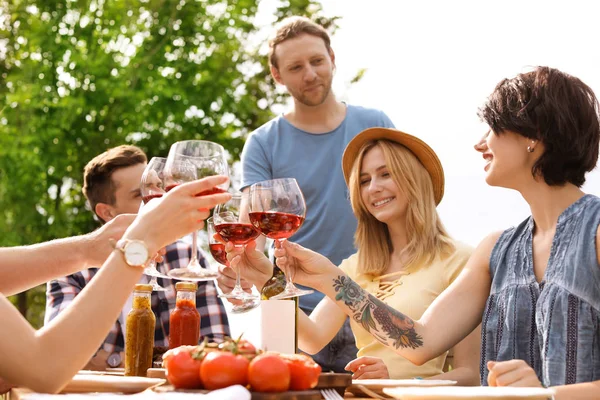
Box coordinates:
[114,239,150,268]
[107,352,122,368]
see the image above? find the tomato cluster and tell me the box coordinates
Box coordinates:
[163,338,321,393]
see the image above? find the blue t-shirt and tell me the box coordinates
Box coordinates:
[241,104,395,311]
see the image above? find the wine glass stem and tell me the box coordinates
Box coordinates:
[149,275,158,286]
[233,245,244,293]
[190,230,199,265]
[278,239,295,287]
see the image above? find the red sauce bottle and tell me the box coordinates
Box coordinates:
[169,282,200,348]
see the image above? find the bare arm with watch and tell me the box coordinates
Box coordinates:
[0,214,137,296]
[0,176,230,394]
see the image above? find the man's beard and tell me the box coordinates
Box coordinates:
[292,78,333,107]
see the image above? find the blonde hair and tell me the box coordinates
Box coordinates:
[348,140,455,276]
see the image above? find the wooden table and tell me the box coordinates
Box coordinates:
[9,388,372,400]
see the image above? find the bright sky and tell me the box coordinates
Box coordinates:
[314,0,600,246]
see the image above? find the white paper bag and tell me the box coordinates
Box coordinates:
[259,299,296,354]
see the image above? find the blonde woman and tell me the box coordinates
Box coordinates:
[220,128,480,384]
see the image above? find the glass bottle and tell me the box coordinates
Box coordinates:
[125,283,155,377]
[261,265,299,352]
[169,282,200,349]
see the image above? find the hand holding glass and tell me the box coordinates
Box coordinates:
[139,157,170,291]
[213,193,260,301]
[163,140,229,281]
[248,178,312,299]
[208,216,260,313]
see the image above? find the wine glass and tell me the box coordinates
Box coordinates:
[213,193,260,301]
[139,157,170,291]
[163,140,229,281]
[207,217,260,313]
[248,178,312,299]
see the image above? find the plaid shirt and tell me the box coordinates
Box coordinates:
[45,240,230,352]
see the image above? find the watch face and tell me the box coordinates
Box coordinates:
[125,241,149,266]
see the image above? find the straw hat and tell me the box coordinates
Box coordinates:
[342,127,445,205]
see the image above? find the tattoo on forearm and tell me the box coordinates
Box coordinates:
[333,275,423,350]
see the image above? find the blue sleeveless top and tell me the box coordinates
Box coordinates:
[481,194,600,387]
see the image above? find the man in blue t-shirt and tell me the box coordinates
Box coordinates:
[218,16,395,372]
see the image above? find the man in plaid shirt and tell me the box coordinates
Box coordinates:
[45,145,230,370]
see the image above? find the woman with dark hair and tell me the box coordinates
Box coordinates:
[273,66,600,398]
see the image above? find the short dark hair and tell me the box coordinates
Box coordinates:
[83,145,147,217]
[268,16,332,69]
[478,66,600,187]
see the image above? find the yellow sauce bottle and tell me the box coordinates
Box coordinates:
[125,283,155,376]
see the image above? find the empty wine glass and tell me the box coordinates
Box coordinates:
[248,178,312,299]
[208,217,260,313]
[163,140,229,281]
[213,193,260,301]
[139,157,171,291]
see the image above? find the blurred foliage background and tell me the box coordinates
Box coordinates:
[0,0,338,328]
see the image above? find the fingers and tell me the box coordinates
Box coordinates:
[217,263,253,291]
[351,364,389,380]
[213,233,225,244]
[170,177,231,212]
[245,240,257,252]
[275,255,288,269]
[218,264,237,280]
[487,361,499,387]
[487,360,541,387]
[176,175,229,195]
[353,369,388,380]
[273,246,286,258]
[225,243,244,263]
[345,356,380,372]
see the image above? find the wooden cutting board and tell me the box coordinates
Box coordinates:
[147,370,349,398]
[154,385,321,400]
[61,374,165,394]
[146,368,166,379]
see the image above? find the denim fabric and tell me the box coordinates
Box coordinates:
[481,194,600,387]
[309,317,358,373]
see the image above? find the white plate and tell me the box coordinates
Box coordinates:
[383,386,555,399]
[353,379,457,388]
[62,374,166,393]
[348,379,457,398]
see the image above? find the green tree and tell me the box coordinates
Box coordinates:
[0,0,335,328]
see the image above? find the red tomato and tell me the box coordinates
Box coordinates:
[218,338,257,356]
[163,347,203,389]
[248,353,290,392]
[280,354,322,391]
[200,350,249,390]
[237,339,257,354]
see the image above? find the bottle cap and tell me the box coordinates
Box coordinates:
[175,282,197,291]
[134,283,153,293]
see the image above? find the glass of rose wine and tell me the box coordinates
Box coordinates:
[163,140,229,281]
[207,216,260,313]
[139,157,170,291]
[213,193,260,301]
[248,178,312,299]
